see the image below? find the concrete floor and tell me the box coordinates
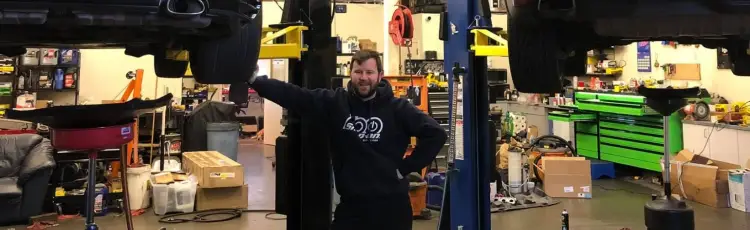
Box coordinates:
[7,140,750,230]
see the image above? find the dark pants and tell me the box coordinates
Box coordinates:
[332,194,413,230]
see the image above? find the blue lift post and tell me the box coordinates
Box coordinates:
[440,0,494,229]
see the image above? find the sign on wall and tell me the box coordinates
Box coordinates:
[637,41,652,72]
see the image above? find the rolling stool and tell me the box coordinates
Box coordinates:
[7,94,173,230]
[637,86,696,230]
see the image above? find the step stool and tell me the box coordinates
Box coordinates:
[590,159,615,179]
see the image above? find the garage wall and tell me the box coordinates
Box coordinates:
[618,42,750,102]
[78,49,182,104]
[263,1,385,53]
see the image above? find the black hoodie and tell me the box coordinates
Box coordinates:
[250,76,447,198]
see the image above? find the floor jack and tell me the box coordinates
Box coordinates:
[638,86,696,230]
[6,94,173,230]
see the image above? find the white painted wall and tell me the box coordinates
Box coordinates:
[78,49,182,104]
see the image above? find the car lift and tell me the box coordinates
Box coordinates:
[439,0,507,227]
[259,0,507,229]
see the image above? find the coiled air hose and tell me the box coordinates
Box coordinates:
[529,135,578,184]
[158,209,244,223]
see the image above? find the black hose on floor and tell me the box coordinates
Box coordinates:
[158,209,244,223]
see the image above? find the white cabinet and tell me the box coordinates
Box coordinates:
[737,131,750,167]
[682,123,711,158]
[709,128,740,165]
[682,122,750,166]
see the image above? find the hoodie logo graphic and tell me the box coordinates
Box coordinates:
[342,115,383,142]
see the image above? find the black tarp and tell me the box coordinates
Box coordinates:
[181,101,237,152]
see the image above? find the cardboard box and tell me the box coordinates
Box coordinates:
[541,157,592,198]
[152,172,174,184]
[669,150,739,208]
[195,185,248,211]
[728,169,750,212]
[358,39,377,52]
[182,151,244,188]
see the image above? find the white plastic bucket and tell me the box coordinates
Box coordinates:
[126,165,152,210]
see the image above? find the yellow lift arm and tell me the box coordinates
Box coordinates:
[469,28,508,57]
[184,25,309,76]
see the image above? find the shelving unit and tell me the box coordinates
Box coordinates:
[13,48,81,109]
[0,56,15,117]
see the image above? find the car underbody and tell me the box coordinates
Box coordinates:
[0,0,262,84]
[507,0,750,93]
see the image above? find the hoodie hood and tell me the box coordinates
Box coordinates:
[347,78,394,100]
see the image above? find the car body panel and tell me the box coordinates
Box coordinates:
[0,0,256,47]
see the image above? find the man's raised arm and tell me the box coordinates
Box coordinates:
[249,75,336,116]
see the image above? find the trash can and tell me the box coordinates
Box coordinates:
[207,122,240,161]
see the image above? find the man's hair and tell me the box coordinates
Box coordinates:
[350,49,383,73]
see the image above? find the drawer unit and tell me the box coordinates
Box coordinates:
[597,113,683,171]
[547,109,599,158]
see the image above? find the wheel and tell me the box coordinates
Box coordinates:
[727,41,750,76]
[153,48,189,78]
[506,0,564,94]
[188,7,263,84]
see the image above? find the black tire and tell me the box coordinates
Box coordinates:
[728,41,750,76]
[153,49,189,78]
[506,0,564,94]
[189,8,263,84]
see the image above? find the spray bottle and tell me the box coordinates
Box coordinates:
[562,209,570,230]
[54,68,64,90]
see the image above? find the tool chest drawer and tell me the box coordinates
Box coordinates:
[548,110,596,122]
[576,133,599,158]
[575,122,598,134]
[574,92,658,116]
[599,144,664,172]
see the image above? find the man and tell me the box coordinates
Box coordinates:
[248,49,447,230]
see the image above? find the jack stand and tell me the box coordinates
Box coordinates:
[638,86,696,230]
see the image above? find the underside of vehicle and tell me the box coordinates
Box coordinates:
[507,0,750,93]
[0,0,263,84]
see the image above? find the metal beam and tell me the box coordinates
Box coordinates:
[276,0,333,229]
[442,0,493,229]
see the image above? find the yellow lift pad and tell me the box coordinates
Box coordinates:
[469,28,508,57]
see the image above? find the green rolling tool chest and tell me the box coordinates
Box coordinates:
[549,92,683,171]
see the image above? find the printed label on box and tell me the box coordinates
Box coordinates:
[564,186,574,193]
[209,172,235,179]
[581,186,591,193]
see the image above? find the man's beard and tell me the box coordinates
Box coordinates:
[356,82,378,97]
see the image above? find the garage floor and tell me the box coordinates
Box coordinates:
[9,140,750,230]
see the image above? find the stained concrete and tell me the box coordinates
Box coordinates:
[6,140,750,230]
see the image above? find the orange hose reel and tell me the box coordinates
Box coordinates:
[389,5,414,46]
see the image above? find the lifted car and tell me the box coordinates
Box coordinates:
[506,0,750,93]
[0,0,262,84]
